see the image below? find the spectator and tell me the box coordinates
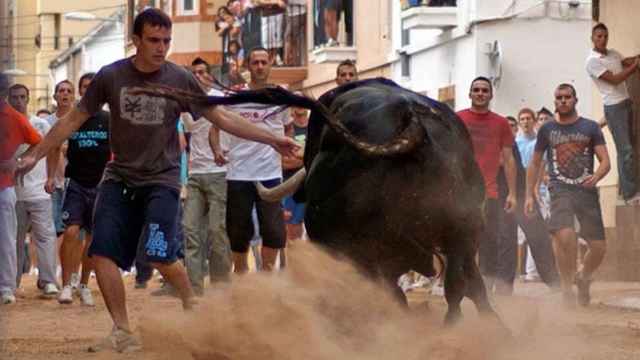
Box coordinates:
[336,59,358,86]
[586,22,640,204]
[526,83,610,307]
[284,0,307,66]
[8,84,59,298]
[0,73,43,305]
[457,76,516,292]
[36,109,51,119]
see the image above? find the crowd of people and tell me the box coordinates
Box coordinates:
[214,0,307,82]
[0,6,638,354]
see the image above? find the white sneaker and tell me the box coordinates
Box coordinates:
[58,285,73,304]
[78,285,95,307]
[42,283,59,297]
[626,192,640,206]
[1,291,16,304]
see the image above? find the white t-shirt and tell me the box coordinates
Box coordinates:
[15,116,51,202]
[586,48,630,106]
[183,90,228,175]
[225,103,291,181]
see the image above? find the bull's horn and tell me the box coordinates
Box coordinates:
[256,168,307,202]
[318,104,431,157]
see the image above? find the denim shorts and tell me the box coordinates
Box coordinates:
[89,181,181,270]
[548,184,605,241]
[61,179,98,233]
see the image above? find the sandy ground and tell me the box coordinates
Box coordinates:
[2,244,640,360]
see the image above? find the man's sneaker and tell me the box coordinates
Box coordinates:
[575,274,592,307]
[625,192,640,206]
[78,285,95,307]
[42,283,59,298]
[1,291,16,305]
[88,327,142,353]
[58,285,74,304]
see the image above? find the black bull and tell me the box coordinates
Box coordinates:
[132,78,499,324]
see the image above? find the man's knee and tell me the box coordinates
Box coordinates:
[589,240,606,255]
[64,225,81,240]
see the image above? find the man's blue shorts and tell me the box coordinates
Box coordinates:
[89,180,181,270]
[283,195,305,225]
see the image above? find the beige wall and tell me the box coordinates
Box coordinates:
[596,0,640,227]
[302,0,393,95]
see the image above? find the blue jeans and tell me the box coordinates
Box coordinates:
[605,99,636,199]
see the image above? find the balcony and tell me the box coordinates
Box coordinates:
[401,0,458,30]
[311,46,357,64]
[217,3,308,86]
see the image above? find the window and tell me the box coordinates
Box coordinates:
[178,0,199,16]
[401,53,411,77]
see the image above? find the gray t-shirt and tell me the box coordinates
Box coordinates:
[78,57,205,190]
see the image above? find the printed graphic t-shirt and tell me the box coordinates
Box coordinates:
[0,103,41,190]
[78,57,205,191]
[225,103,291,181]
[15,116,51,201]
[534,117,606,188]
[65,110,110,188]
[457,109,514,199]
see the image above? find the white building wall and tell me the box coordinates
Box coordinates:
[83,23,125,73]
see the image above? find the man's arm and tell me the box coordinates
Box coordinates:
[502,146,517,213]
[622,55,640,67]
[16,107,91,179]
[525,151,544,217]
[582,144,611,188]
[598,57,639,86]
[208,126,228,166]
[202,106,299,157]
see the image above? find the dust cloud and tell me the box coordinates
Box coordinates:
[139,242,601,360]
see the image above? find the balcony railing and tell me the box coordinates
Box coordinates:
[400,0,458,30]
[217,3,307,86]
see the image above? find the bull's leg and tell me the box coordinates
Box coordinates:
[443,255,466,325]
[463,254,495,314]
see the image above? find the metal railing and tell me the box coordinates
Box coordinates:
[401,0,457,10]
[219,4,306,84]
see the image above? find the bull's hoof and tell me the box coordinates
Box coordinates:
[444,310,462,326]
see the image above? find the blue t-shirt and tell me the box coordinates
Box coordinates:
[515,133,537,168]
[534,117,606,187]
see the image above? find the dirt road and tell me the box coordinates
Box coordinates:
[2,244,640,360]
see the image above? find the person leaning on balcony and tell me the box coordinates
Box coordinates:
[586,22,640,205]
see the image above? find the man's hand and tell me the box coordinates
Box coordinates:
[44,178,56,194]
[524,196,536,218]
[581,175,600,188]
[504,193,517,214]
[271,136,301,158]
[13,150,39,186]
[213,149,229,167]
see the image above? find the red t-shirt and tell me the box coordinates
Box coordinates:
[0,103,42,189]
[457,109,514,199]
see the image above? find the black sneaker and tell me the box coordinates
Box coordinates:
[575,274,592,307]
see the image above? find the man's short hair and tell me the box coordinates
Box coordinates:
[592,23,608,34]
[78,72,96,90]
[506,115,517,123]
[517,107,536,121]
[247,46,269,63]
[469,76,493,94]
[191,57,210,71]
[556,83,577,97]
[336,59,357,77]
[54,80,73,95]
[8,83,29,97]
[133,8,172,37]
[537,107,553,117]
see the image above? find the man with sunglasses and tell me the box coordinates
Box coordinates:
[457,76,517,293]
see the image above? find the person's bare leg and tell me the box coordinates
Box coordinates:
[79,235,93,285]
[152,261,195,308]
[60,225,83,286]
[261,247,280,271]
[93,255,130,331]
[232,251,249,273]
[580,241,606,279]
[551,228,577,297]
[324,9,338,41]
